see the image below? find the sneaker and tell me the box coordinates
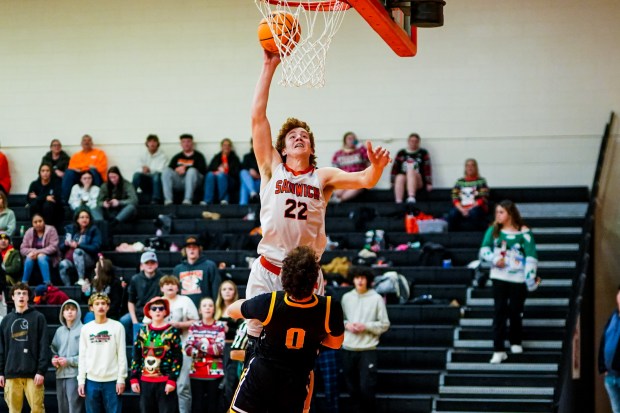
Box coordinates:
[75,279,86,286]
[243,212,256,221]
[202,211,221,220]
[406,196,416,204]
[220,200,228,205]
[489,351,507,364]
[164,200,173,206]
[510,344,523,354]
[199,201,208,206]
[182,199,192,206]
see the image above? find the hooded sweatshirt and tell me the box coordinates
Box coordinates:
[172,255,221,308]
[341,288,390,351]
[50,299,83,379]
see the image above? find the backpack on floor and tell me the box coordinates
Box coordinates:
[419,242,448,266]
[373,271,411,304]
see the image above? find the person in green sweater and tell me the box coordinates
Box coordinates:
[479,200,540,364]
[447,158,490,231]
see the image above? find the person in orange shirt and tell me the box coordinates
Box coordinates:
[61,135,107,204]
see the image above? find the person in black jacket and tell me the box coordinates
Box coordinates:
[599,286,620,412]
[239,141,261,206]
[201,138,241,205]
[26,162,63,229]
[161,134,208,206]
[0,282,50,413]
[41,139,70,180]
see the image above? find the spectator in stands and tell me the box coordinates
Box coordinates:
[214,280,243,409]
[162,134,207,206]
[121,250,165,345]
[33,284,69,305]
[599,286,620,413]
[133,134,168,205]
[68,170,101,220]
[130,296,183,413]
[77,293,127,411]
[201,138,241,205]
[51,299,84,413]
[239,140,261,206]
[172,236,221,309]
[61,134,108,204]
[185,296,226,413]
[0,282,49,413]
[81,256,124,322]
[330,131,370,203]
[59,208,103,286]
[479,200,539,364]
[20,213,60,286]
[0,191,16,236]
[160,275,199,413]
[341,266,390,413]
[447,158,490,231]
[391,133,432,204]
[26,163,63,229]
[41,139,70,180]
[0,149,11,194]
[97,166,138,226]
[0,232,21,287]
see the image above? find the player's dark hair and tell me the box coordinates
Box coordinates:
[347,266,375,285]
[281,246,320,299]
[275,117,317,167]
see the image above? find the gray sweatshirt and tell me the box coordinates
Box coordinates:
[50,299,83,379]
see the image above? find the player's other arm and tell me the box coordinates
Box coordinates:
[321,333,344,349]
[321,298,345,349]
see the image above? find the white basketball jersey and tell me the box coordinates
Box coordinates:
[257,163,327,266]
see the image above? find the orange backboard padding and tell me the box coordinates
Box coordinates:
[346,0,417,57]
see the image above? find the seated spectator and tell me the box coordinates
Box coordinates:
[0,149,11,194]
[61,134,108,204]
[239,140,260,206]
[162,134,207,205]
[68,170,101,220]
[0,191,16,236]
[96,166,138,226]
[447,158,490,231]
[132,134,168,205]
[26,163,63,229]
[391,133,432,204]
[59,208,102,286]
[202,138,241,205]
[331,131,370,203]
[82,256,124,322]
[41,139,70,180]
[20,213,60,286]
[0,232,21,287]
[33,283,69,305]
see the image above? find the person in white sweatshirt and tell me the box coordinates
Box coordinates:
[77,293,127,413]
[341,266,390,413]
[132,134,168,205]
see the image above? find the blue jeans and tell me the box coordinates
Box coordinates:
[62,168,103,203]
[203,172,229,203]
[132,172,163,203]
[605,375,620,413]
[22,255,51,284]
[239,169,260,205]
[85,379,121,413]
[119,313,142,345]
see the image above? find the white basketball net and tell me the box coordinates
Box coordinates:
[255,0,349,88]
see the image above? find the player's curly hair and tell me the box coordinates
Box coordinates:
[275,118,317,167]
[281,246,320,299]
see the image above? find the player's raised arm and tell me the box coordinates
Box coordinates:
[251,50,282,180]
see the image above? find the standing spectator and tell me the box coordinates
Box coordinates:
[479,200,539,364]
[172,236,221,309]
[160,275,199,413]
[68,170,101,220]
[391,133,432,204]
[447,158,490,231]
[0,283,50,413]
[59,208,102,286]
[26,163,63,228]
[121,250,165,345]
[341,266,390,413]
[81,257,124,322]
[238,140,260,206]
[185,297,225,413]
[51,299,84,413]
[0,150,11,194]
[130,297,183,413]
[77,293,127,412]
[162,134,207,206]
[0,191,16,236]
[0,232,22,287]
[97,166,138,226]
[330,131,370,203]
[61,134,108,204]
[133,134,168,205]
[41,139,70,180]
[599,287,620,413]
[20,213,60,286]
[201,138,241,205]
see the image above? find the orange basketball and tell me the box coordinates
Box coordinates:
[258,11,301,54]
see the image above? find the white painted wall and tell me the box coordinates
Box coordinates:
[0,0,618,193]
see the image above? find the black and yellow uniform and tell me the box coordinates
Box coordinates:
[230,291,344,413]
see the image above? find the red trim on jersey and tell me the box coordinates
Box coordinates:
[260,256,281,275]
[283,163,315,176]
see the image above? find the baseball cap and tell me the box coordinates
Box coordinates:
[184,236,200,248]
[140,251,158,264]
[33,284,48,304]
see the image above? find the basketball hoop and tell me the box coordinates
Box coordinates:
[255,0,350,88]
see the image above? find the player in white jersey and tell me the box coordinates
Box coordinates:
[246,49,391,343]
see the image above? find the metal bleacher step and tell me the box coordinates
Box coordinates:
[433,396,554,413]
[459,318,566,328]
[453,339,563,350]
[466,297,569,306]
[445,362,558,373]
[439,385,554,397]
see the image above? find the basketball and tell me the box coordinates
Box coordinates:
[258,11,301,54]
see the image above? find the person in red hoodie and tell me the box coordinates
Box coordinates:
[33,284,70,305]
[0,151,11,195]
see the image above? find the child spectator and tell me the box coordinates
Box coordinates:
[20,213,60,286]
[77,292,127,412]
[185,297,225,413]
[391,133,432,204]
[0,191,16,236]
[331,131,370,203]
[68,171,101,220]
[130,296,183,413]
[59,208,102,286]
[41,139,70,180]
[447,158,490,231]
[132,134,168,205]
[51,299,84,413]
[0,232,22,287]
[26,163,63,228]
[33,284,70,305]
